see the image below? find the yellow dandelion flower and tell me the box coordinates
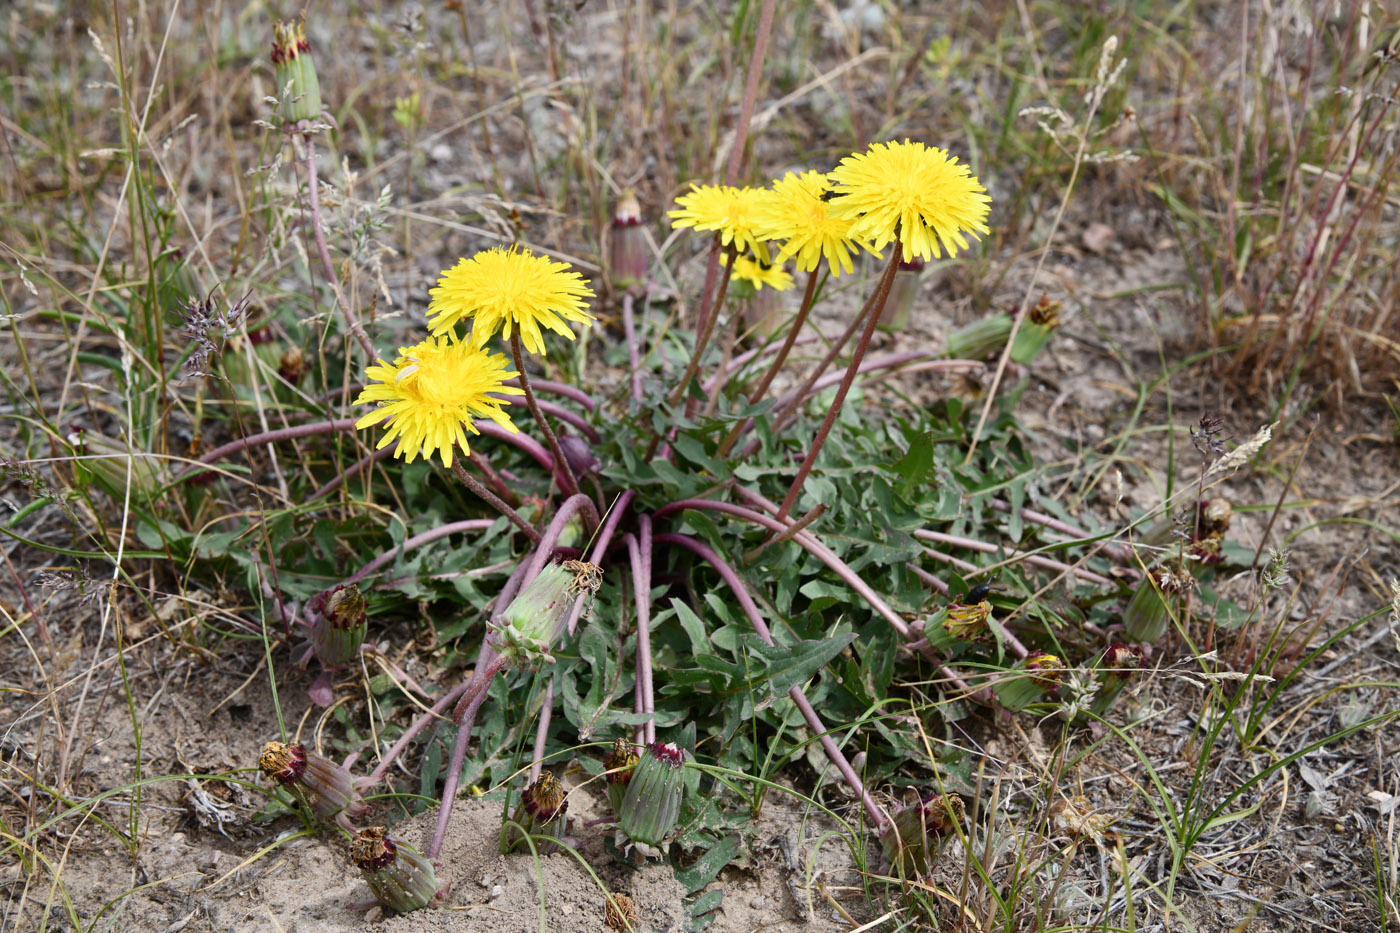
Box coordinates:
[428,247,596,357]
[753,171,872,276]
[354,335,524,468]
[731,256,794,291]
[827,140,991,263]
[668,184,771,263]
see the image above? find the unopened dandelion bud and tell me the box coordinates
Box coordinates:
[1200,498,1232,535]
[604,738,640,814]
[558,434,600,480]
[619,742,686,847]
[1123,569,1189,643]
[1099,642,1145,679]
[271,18,322,127]
[307,584,368,666]
[942,600,993,642]
[880,792,964,876]
[278,345,309,384]
[879,256,924,331]
[945,313,1012,360]
[490,561,602,665]
[258,740,367,828]
[609,190,648,289]
[1025,651,1067,691]
[503,772,570,854]
[351,827,442,913]
[1010,295,1062,363]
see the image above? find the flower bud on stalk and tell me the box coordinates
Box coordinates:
[351,827,443,913]
[609,190,648,289]
[619,742,686,848]
[1009,295,1062,363]
[942,600,993,643]
[879,256,924,331]
[502,772,569,854]
[1090,641,1146,716]
[271,18,322,128]
[604,738,640,814]
[490,561,602,666]
[879,792,965,877]
[307,583,368,666]
[258,740,367,830]
[1123,568,1192,643]
[945,313,1012,361]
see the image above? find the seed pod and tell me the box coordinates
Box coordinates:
[609,190,648,290]
[271,18,322,127]
[619,742,686,847]
[879,793,964,877]
[502,772,569,854]
[490,561,602,666]
[351,827,441,913]
[604,738,640,814]
[258,740,367,830]
[307,584,368,666]
[1123,568,1190,643]
[604,893,640,931]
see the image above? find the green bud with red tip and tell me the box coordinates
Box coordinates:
[258,740,367,830]
[619,741,686,848]
[880,792,965,877]
[307,583,368,666]
[271,18,323,127]
[502,772,570,855]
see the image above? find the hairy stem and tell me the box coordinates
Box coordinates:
[510,333,582,500]
[450,460,543,544]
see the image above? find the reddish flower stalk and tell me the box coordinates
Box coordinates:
[775,250,901,522]
[510,332,583,502]
[626,519,656,744]
[913,529,1116,587]
[654,531,888,830]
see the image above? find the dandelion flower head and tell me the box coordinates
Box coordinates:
[731,255,793,292]
[828,140,991,263]
[428,247,596,357]
[753,171,872,276]
[668,184,771,263]
[354,335,523,467]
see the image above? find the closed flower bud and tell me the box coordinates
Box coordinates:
[609,190,648,289]
[1025,651,1067,691]
[1123,568,1191,643]
[307,584,368,667]
[880,792,964,876]
[604,738,640,814]
[1010,295,1062,363]
[558,434,600,479]
[879,256,924,331]
[490,561,602,666]
[945,313,1012,361]
[943,600,992,642]
[1200,498,1232,535]
[351,827,442,913]
[619,742,686,848]
[278,345,309,384]
[258,740,367,830]
[1099,642,1145,679]
[271,18,323,127]
[502,772,569,854]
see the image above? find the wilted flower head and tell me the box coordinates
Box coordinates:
[306,583,368,667]
[604,738,640,813]
[668,184,771,262]
[353,334,523,468]
[604,893,640,931]
[258,740,367,830]
[1025,651,1068,690]
[428,246,597,356]
[609,189,648,288]
[503,772,570,854]
[619,742,686,848]
[880,792,965,876]
[1099,642,1145,677]
[943,600,992,642]
[827,139,991,263]
[351,826,443,913]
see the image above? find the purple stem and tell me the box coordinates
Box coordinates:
[346,519,497,586]
[524,494,602,581]
[310,444,397,501]
[528,675,555,784]
[653,531,888,830]
[913,530,1115,587]
[703,334,821,396]
[623,291,643,406]
[491,393,600,443]
[775,251,900,522]
[627,524,656,743]
[505,376,596,413]
[428,654,506,858]
[510,333,582,501]
[988,499,1133,564]
[363,679,472,788]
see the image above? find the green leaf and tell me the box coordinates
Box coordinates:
[675,835,741,894]
[743,630,856,697]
